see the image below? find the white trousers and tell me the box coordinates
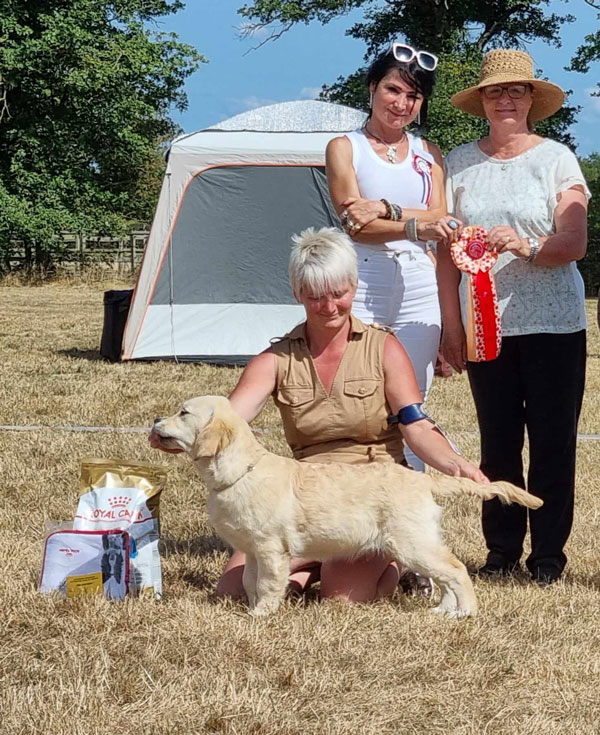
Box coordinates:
[352,246,441,472]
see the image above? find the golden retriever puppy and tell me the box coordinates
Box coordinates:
[152,396,542,618]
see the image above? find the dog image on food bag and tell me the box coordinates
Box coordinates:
[101,533,126,600]
[150,396,542,618]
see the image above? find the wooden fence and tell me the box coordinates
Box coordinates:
[6,231,150,275]
[61,231,150,274]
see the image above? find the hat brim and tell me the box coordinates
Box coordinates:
[451,76,565,123]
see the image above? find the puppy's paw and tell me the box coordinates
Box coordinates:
[432,604,475,619]
[249,607,270,618]
[249,600,280,617]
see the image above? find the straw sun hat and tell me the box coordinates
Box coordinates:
[451,49,565,122]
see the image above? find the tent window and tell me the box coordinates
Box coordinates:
[151,165,339,306]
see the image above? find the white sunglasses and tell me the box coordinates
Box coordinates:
[390,43,438,71]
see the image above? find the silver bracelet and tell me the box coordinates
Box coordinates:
[526,237,540,263]
[405,217,419,242]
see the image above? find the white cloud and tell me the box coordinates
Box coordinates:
[584,87,600,113]
[300,86,322,100]
[240,95,279,110]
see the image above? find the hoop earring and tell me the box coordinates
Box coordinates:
[416,110,421,126]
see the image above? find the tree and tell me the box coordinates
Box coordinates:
[239,0,569,53]
[568,0,600,133]
[569,0,600,80]
[239,0,578,152]
[0,1,202,272]
[579,154,600,295]
[568,1,600,296]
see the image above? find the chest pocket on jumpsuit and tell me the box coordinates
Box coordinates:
[276,386,314,409]
[343,378,380,440]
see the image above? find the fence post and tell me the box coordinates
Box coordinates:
[78,232,85,273]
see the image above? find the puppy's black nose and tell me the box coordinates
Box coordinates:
[153,417,162,425]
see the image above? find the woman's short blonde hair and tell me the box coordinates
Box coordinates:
[289,227,358,297]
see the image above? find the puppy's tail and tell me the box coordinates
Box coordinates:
[431,476,543,509]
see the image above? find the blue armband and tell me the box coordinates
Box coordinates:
[387,403,430,426]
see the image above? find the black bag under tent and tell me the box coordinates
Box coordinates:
[100,289,133,362]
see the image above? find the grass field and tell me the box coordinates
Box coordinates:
[1,282,600,735]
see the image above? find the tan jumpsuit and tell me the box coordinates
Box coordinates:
[271,314,406,466]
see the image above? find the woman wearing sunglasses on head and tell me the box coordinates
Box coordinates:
[437,50,590,585]
[326,42,457,472]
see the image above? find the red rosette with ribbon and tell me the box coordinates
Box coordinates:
[450,226,502,363]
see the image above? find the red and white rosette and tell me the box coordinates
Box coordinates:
[412,154,433,206]
[450,226,502,363]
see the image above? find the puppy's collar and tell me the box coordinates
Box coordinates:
[211,453,266,492]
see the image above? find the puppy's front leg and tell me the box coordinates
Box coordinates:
[242,554,258,608]
[250,548,290,617]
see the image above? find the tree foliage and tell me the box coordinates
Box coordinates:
[239,0,570,54]
[569,0,600,78]
[566,2,600,295]
[239,0,578,152]
[0,1,202,271]
[579,153,600,295]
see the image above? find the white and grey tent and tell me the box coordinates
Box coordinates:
[122,100,367,364]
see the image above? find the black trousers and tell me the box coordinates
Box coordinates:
[467,331,586,574]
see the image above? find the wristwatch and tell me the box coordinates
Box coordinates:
[526,237,540,263]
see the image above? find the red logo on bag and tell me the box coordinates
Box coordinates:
[466,239,486,260]
[75,491,151,524]
[107,496,131,509]
[58,547,80,557]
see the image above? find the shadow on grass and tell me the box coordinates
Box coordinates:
[562,570,600,589]
[59,347,104,361]
[161,533,229,558]
[465,561,531,587]
[161,565,216,592]
[466,561,600,590]
[181,570,216,591]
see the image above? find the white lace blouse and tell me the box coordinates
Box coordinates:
[445,139,591,336]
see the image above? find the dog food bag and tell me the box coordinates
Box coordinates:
[73,458,168,598]
[40,529,130,600]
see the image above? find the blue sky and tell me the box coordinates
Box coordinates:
[159,0,600,155]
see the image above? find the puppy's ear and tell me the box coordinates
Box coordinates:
[193,418,234,459]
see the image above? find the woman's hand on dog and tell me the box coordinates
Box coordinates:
[443,457,489,485]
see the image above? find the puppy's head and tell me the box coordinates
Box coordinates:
[150,396,235,459]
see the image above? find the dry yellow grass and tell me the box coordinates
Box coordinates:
[1,283,599,735]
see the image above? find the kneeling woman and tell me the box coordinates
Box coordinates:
[214,228,487,602]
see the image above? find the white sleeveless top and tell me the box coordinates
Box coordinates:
[346,128,436,253]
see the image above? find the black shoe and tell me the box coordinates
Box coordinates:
[531,566,562,586]
[477,559,521,578]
